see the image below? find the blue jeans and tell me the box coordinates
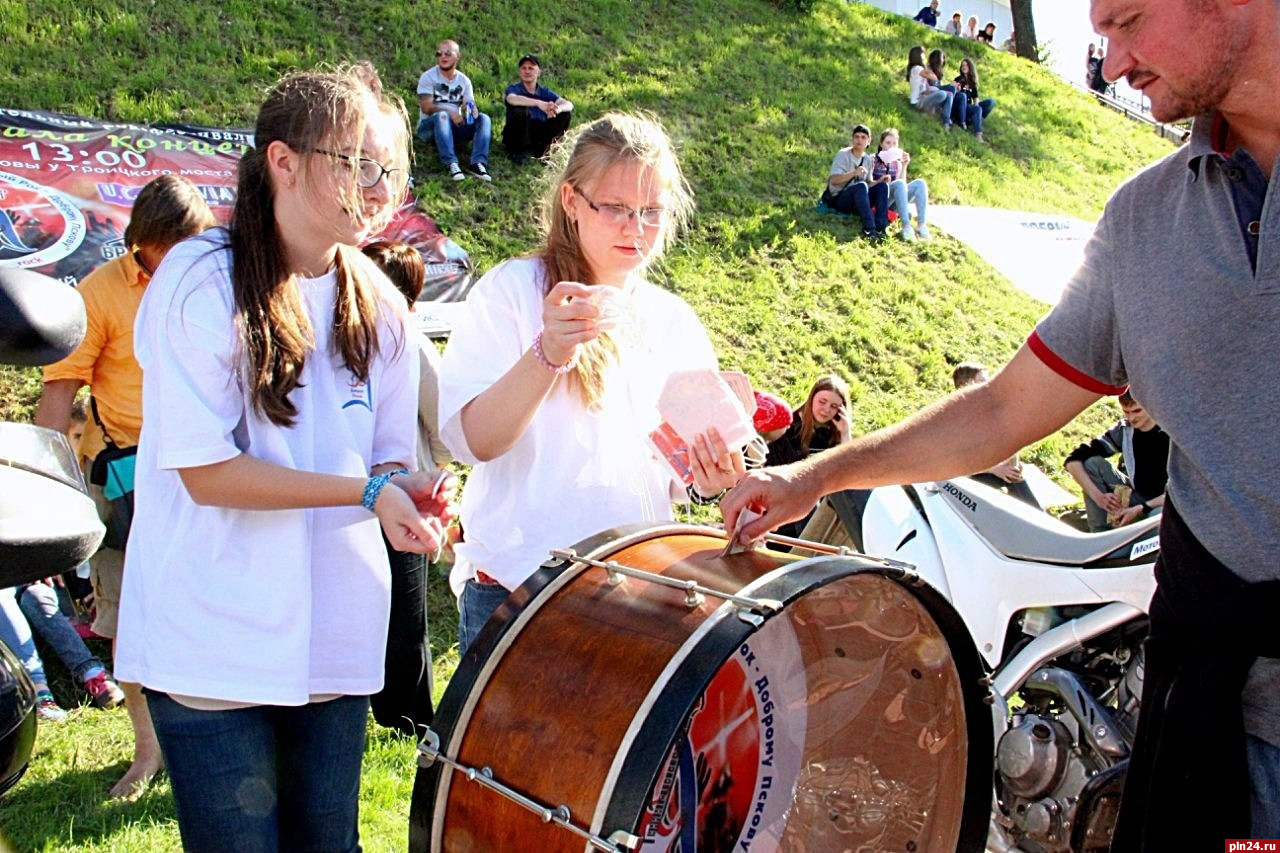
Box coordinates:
[416,112,491,169]
[954,97,996,133]
[16,582,102,681]
[457,578,512,655]
[826,181,889,232]
[370,540,432,736]
[918,89,955,126]
[887,178,928,228]
[945,89,970,130]
[1248,734,1280,838]
[0,587,47,688]
[147,691,369,853]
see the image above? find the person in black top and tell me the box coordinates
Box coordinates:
[766,374,851,467]
[764,375,851,541]
[1089,49,1109,94]
[1064,391,1169,531]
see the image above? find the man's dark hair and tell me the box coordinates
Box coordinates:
[124,175,216,250]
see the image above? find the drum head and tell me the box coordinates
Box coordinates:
[628,562,989,851]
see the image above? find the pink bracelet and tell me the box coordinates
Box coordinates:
[532,331,577,374]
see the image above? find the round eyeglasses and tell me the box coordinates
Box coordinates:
[574,187,668,228]
[313,149,407,190]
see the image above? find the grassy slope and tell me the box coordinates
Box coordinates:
[0,0,1173,849]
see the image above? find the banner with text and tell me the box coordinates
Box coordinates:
[0,108,470,333]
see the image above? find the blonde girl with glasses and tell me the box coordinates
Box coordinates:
[439,112,743,653]
[114,67,453,851]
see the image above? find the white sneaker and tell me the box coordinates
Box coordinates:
[448,163,465,182]
[916,223,932,241]
[900,223,916,242]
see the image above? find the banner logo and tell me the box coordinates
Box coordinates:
[0,170,86,268]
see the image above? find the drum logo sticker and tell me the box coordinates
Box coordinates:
[638,617,806,850]
[0,171,86,269]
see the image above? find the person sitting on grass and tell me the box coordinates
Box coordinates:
[953,56,996,142]
[765,374,852,540]
[943,11,962,36]
[819,123,889,241]
[871,127,931,242]
[951,361,1038,506]
[907,45,956,130]
[502,53,573,165]
[929,48,969,130]
[417,39,493,182]
[1064,391,1168,532]
[0,581,125,721]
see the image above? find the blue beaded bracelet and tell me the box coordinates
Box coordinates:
[362,468,410,512]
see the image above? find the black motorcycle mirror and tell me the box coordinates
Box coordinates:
[0,267,87,366]
[0,266,91,798]
[0,265,104,586]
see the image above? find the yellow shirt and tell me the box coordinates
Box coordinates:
[42,252,148,463]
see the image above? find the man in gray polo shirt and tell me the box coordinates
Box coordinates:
[722,0,1280,847]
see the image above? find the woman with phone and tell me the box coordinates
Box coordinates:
[763,375,852,539]
[765,374,852,467]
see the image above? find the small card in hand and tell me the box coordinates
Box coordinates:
[648,421,694,485]
[721,506,763,556]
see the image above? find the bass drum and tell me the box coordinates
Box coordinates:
[410,524,991,852]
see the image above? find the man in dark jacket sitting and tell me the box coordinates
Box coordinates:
[1064,391,1169,531]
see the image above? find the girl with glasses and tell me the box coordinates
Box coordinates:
[114,67,453,851]
[439,112,743,653]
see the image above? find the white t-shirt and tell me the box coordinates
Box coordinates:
[438,257,718,594]
[115,232,419,705]
[908,65,931,105]
[416,66,476,123]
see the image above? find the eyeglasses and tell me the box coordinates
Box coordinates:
[574,187,668,228]
[435,49,457,57]
[313,149,406,190]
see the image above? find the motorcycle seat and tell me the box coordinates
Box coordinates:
[936,477,1160,566]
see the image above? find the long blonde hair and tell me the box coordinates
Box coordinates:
[231,68,409,426]
[537,112,693,408]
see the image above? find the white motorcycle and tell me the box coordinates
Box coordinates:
[805,475,1158,853]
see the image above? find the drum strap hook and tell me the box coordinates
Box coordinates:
[417,729,641,851]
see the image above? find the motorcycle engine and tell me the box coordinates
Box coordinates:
[993,642,1145,852]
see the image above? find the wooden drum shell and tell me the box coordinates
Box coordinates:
[410,523,992,852]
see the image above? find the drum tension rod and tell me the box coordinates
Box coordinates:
[550,549,783,614]
[418,729,641,851]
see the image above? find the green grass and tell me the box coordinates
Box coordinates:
[0,0,1175,848]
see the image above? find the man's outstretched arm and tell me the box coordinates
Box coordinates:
[721,344,1102,541]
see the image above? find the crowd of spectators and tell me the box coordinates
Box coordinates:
[913,3,1012,53]
[818,31,1001,241]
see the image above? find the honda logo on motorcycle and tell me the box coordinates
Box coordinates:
[941,481,978,512]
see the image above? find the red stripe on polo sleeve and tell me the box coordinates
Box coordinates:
[1027,330,1128,396]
